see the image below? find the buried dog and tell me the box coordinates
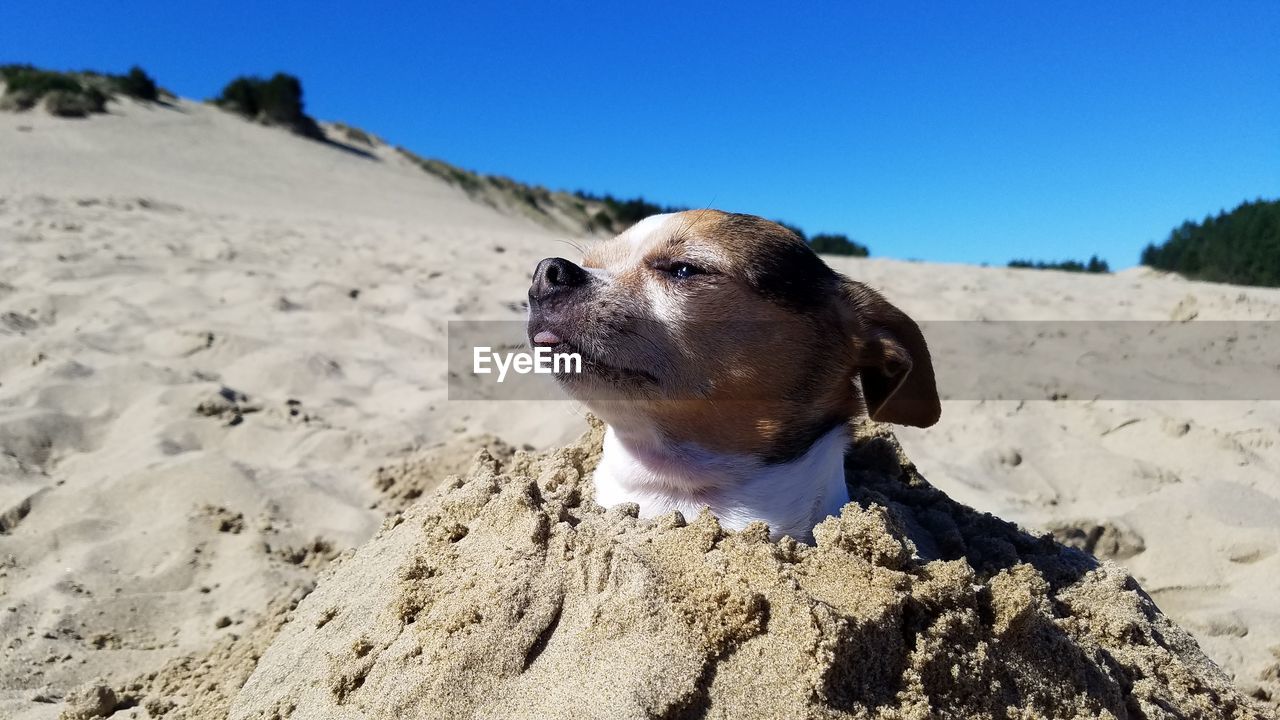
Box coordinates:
[526,210,939,540]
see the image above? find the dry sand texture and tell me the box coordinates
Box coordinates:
[0,98,589,719]
[0,97,1278,717]
[228,421,1268,719]
[836,258,1280,706]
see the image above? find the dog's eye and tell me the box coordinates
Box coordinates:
[666,262,704,280]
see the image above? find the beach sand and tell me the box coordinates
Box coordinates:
[223,420,1267,719]
[1,97,1277,717]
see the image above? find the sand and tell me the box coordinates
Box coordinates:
[223,420,1266,719]
[1,95,1278,717]
[0,98,584,719]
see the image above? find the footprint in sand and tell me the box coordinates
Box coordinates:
[1224,540,1275,565]
[1049,519,1146,560]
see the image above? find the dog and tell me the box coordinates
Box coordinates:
[526,210,939,540]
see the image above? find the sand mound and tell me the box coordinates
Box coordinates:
[225,420,1267,720]
[119,591,313,720]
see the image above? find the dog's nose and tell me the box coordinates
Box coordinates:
[530,257,588,303]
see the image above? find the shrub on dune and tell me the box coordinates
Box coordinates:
[332,122,376,147]
[42,88,108,117]
[214,73,323,140]
[809,232,870,257]
[0,65,81,111]
[0,64,160,115]
[591,210,615,233]
[574,191,686,230]
[1008,255,1111,273]
[773,223,873,257]
[114,66,159,102]
[216,77,260,117]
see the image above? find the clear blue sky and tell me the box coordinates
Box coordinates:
[5,2,1278,267]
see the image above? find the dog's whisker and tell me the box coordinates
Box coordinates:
[551,237,586,255]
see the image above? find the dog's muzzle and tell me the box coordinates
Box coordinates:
[529,257,589,308]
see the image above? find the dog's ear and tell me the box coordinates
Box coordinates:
[837,279,940,427]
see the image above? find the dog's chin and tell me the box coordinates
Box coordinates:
[558,347,659,394]
[527,333,661,401]
[555,368,655,405]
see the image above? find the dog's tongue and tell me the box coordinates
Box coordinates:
[533,330,563,346]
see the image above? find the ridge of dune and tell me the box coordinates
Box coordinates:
[1,96,518,227]
[1,92,618,238]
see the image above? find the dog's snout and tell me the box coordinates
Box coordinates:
[530,257,588,303]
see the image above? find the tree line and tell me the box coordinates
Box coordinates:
[1141,198,1279,287]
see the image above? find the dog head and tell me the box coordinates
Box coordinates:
[527,210,939,461]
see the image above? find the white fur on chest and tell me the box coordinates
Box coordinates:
[591,425,852,541]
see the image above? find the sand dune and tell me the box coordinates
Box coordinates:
[0,99,581,718]
[0,97,1277,717]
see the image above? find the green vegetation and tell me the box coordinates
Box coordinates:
[332,122,377,147]
[402,137,867,248]
[40,89,107,117]
[563,199,876,254]
[115,66,159,101]
[214,73,322,139]
[397,147,487,194]
[808,232,870,257]
[773,221,871,257]
[1,65,82,100]
[573,192,686,232]
[396,146,574,228]
[591,210,615,233]
[0,64,159,116]
[1008,256,1110,273]
[1141,199,1280,287]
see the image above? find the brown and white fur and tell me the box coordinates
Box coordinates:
[527,210,939,541]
